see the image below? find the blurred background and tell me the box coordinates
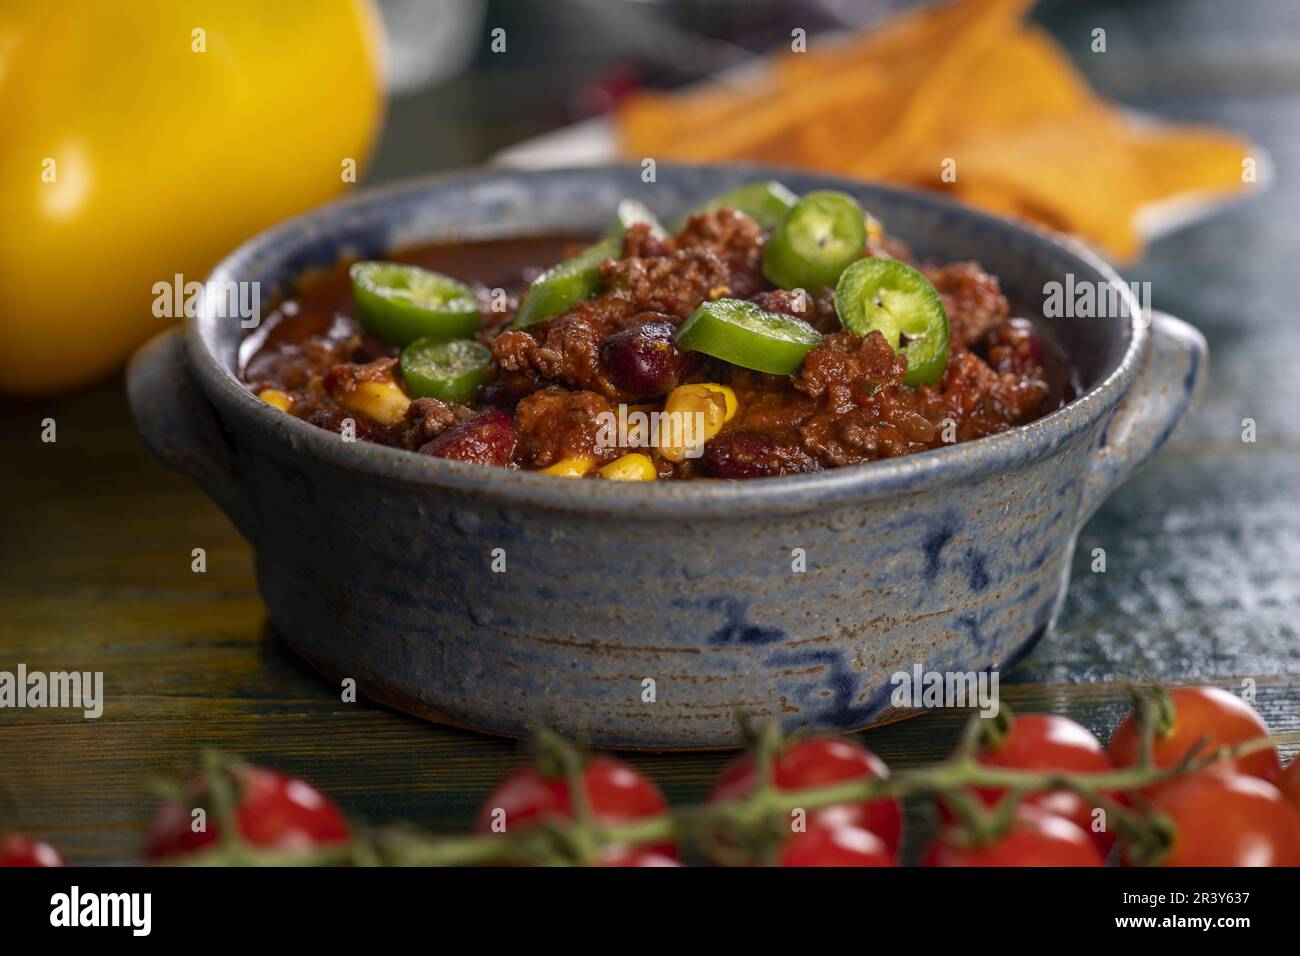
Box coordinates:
[370,0,1285,175]
[1,0,1286,395]
[2,0,1298,864]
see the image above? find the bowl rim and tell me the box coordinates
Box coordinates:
[185,163,1145,518]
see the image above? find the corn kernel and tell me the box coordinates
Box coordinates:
[700,383,738,422]
[659,383,730,462]
[540,456,595,478]
[338,379,411,427]
[598,453,657,481]
[258,388,294,412]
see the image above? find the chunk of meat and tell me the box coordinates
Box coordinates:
[701,431,821,479]
[600,247,729,320]
[513,389,616,467]
[669,209,765,299]
[322,357,398,397]
[794,331,909,412]
[400,397,475,450]
[932,352,1051,440]
[621,222,673,260]
[748,287,840,334]
[921,261,1009,349]
[490,297,642,395]
[306,406,378,443]
[800,400,940,466]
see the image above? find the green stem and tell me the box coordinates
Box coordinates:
[168,726,1282,868]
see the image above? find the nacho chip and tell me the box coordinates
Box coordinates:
[613,0,1253,261]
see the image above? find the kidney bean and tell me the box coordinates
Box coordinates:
[601,318,695,398]
[699,431,820,479]
[419,409,516,466]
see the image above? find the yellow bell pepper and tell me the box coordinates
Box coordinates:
[0,0,385,394]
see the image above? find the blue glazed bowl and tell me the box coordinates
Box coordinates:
[127,165,1206,749]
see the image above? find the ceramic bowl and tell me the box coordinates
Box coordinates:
[127,165,1206,748]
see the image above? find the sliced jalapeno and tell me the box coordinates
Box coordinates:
[674,298,821,375]
[604,198,666,240]
[762,190,868,292]
[399,337,492,404]
[349,262,480,347]
[680,180,798,230]
[513,236,621,329]
[835,258,949,387]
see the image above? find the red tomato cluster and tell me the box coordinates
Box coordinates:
[472,755,678,864]
[461,686,1298,867]
[925,688,1298,866]
[5,685,1295,868]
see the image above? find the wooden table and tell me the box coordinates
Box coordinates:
[2,0,1296,864]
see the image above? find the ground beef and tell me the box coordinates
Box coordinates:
[306,406,377,442]
[600,247,729,319]
[621,222,673,260]
[668,209,765,298]
[322,357,398,398]
[792,332,944,466]
[922,261,1009,348]
[399,397,475,450]
[745,288,842,334]
[933,351,1051,440]
[513,389,618,467]
[491,315,610,395]
[699,430,821,478]
[245,337,348,393]
[244,209,1064,479]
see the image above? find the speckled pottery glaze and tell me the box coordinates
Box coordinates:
[128,165,1206,749]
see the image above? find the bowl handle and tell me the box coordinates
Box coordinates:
[126,328,260,542]
[1076,310,1207,526]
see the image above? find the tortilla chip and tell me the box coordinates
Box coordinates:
[1124,122,1255,203]
[613,0,1254,262]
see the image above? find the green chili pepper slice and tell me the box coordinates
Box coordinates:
[762,190,868,292]
[604,198,666,240]
[674,298,822,375]
[399,337,492,404]
[349,262,481,347]
[513,236,621,329]
[835,258,950,387]
[680,180,798,230]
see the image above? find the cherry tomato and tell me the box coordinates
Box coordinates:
[1278,759,1300,815]
[1109,686,1279,783]
[709,736,901,857]
[924,805,1105,867]
[147,765,350,860]
[0,832,65,867]
[968,713,1119,854]
[474,756,675,861]
[1135,771,1300,867]
[778,825,895,867]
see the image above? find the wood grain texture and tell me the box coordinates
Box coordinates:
[1,0,1297,864]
